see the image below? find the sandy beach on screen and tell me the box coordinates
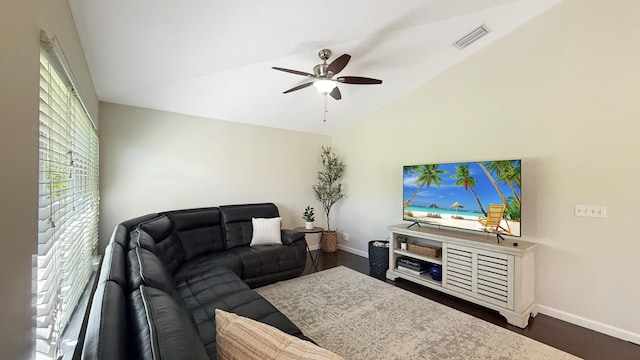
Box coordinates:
[405,209,520,237]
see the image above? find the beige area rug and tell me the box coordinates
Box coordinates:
[255,266,580,360]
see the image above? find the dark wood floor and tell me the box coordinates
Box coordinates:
[302,249,640,360]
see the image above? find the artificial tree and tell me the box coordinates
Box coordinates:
[313,146,345,242]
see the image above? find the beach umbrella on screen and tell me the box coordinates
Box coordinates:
[450,202,463,215]
[428,203,439,208]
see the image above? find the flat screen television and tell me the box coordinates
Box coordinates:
[403,159,521,237]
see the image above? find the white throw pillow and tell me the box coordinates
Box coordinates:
[250,217,282,246]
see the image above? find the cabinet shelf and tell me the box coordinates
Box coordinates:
[393,249,442,265]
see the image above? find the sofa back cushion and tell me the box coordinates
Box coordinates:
[129,228,157,253]
[139,215,185,274]
[168,208,225,260]
[82,242,130,360]
[109,224,132,249]
[127,247,176,296]
[109,213,159,249]
[81,281,128,360]
[129,286,209,360]
[98,243,127,288]
[219,203,280,250]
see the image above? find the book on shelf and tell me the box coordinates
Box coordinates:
[397,257,429,271]
[396,265,428,276]
[396,262,427,272]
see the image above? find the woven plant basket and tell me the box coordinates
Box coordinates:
[407,243,441,258]
[320,231,338,252]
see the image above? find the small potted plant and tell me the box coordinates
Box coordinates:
[302,206,315,229]
[397,235,409,251]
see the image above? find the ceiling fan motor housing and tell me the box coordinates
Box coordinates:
[315,49,333,77]
[313,63,330,77]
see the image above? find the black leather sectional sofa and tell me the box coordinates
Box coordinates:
[80,203,311,359]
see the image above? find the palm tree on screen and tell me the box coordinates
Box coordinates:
[403,165,447,207]
[491,160,521,205]
[488,160,521,221]
[451,164,487,216]
[477,161,509,205]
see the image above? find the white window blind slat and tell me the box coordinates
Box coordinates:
[35,48,99,360]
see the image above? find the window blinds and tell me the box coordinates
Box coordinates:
[35,45,99,359]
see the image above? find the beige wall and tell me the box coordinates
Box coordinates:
[0,0,98,358]
[333,0,640,342]
[99,103,331,250]
[0,2,39,357]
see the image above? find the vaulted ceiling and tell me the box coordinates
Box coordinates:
[68,0,561,135]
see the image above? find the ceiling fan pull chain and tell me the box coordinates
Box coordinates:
[323,94,328,122]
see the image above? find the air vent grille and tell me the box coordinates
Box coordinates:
[453,24,490,49]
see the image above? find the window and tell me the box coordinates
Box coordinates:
[35,38,99,359]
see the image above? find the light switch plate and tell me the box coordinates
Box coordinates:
[575,205,607,218]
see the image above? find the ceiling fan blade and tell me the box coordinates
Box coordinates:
[337,76,383,85]
[272,67,315,78]
[283,82,315,94]
[329,86,342,100]
[326,54,351,75]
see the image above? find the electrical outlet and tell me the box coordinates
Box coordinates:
[575,205,607,218]
[342,232,349,241]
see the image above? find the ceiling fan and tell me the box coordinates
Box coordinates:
[272,49,382,100]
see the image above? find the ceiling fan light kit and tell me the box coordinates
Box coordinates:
[313,79,337,95]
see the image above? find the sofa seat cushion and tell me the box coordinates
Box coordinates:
[186,268,307,359]
[175,266,250,311]
[230,242,306,281]
[174,251,242,283]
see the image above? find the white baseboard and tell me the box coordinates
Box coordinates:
[337,243,368,258]
[307,243,365,256]
[308,243,367,257]
[537,305,640,345]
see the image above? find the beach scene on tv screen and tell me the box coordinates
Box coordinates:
[403,160,521,237]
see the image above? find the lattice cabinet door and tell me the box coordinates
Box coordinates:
[443,243,515,310]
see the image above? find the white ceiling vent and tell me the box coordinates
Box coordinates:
[453,24,490,49]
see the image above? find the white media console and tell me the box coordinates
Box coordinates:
[387,224,537,328]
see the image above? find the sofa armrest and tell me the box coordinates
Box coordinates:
[281,229,305,245]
